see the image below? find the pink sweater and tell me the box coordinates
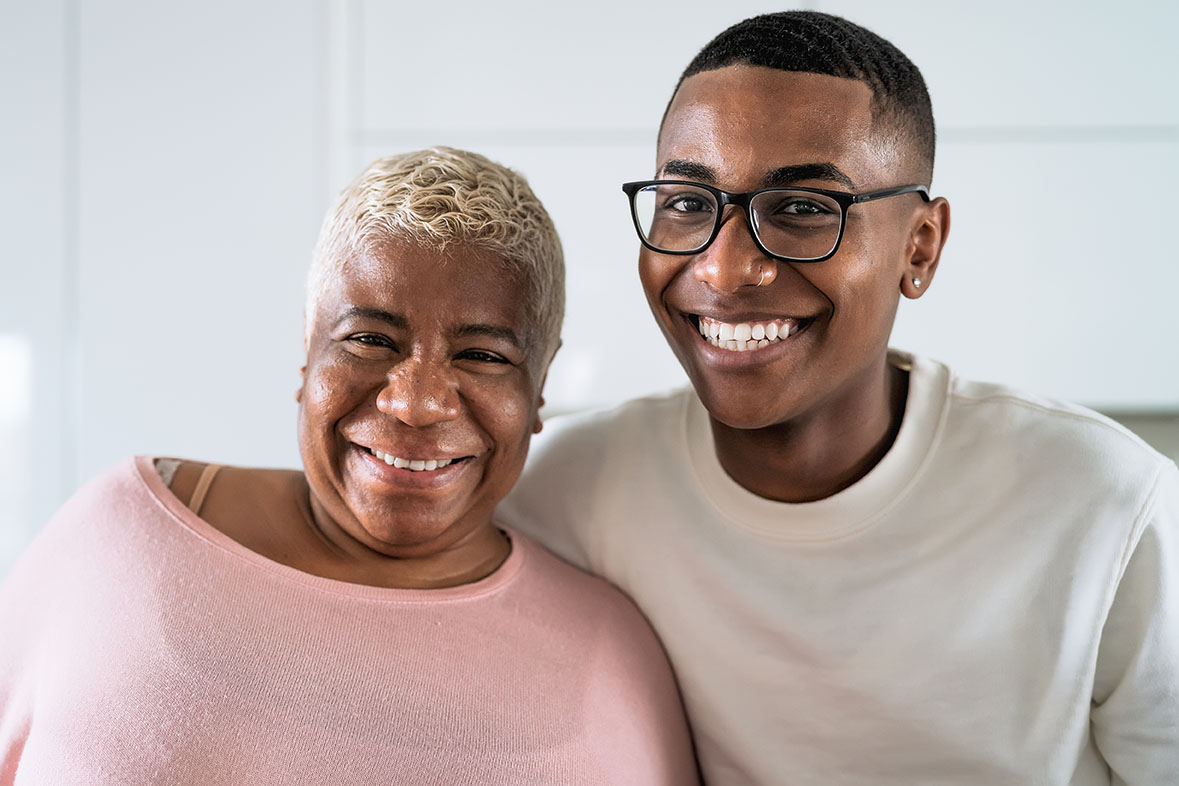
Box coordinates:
[0,456,698,784]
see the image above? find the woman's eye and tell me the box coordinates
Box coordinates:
[458,349,510,365]
[348,334,395,350]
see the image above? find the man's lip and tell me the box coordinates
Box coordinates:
[673,310,815,363]
[681,308,813,324]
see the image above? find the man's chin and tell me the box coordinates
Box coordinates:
[691,380,795,432]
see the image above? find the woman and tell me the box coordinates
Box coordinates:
[0,148,698,784]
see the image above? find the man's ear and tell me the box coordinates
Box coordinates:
[901,196,951,300]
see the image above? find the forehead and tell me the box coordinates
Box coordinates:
[319,238,528,327]
[659,66,891,190]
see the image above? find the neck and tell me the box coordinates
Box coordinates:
[710,359,908,503]
[296,485,511,590]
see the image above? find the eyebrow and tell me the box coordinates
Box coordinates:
[661,159,717,182]
[454,323,525,351]
[764,163,855,190]
[335,306,408,330]
[660,159,856,190]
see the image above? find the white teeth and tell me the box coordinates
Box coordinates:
[697,316,801,352]
[370,449,455,471]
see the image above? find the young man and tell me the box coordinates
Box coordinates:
[499,11,1179,785]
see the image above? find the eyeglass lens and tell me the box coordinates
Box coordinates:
[631,183,843,261]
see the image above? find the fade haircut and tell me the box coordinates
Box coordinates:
[672,11,936,183]
[306,147,565,366]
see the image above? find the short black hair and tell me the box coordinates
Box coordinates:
[670,11,936,182]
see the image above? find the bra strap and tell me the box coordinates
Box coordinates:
[187,464,223,514]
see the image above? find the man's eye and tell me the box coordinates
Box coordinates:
[777,198,829,215]
[662,194,713,214]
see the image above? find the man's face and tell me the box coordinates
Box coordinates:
[641,66,932,430]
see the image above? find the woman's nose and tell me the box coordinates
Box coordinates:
[376,357,461,427]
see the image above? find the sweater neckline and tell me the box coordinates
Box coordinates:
[682,350,951,542]
[132,454,527,602]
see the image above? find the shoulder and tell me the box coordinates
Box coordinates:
[947,371,1167,471]
[528,388,694,467]
[917,357,1175,520]
[1,456,159,620]
[515,387,695,498]
[44,456,159,538]
[508,530,665,644]
[499,389,694,563]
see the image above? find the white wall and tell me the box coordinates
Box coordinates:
[2,0,1177,576]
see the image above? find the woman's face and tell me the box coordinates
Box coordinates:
[297,238,546,557]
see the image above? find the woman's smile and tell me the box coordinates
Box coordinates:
[352,442,475,489]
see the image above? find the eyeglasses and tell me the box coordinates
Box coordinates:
[621,179,930,263]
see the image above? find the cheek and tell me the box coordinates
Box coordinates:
[801,246,902,337]
[475,385,537,457]
[301,359,375,428]
[638,252,676,307]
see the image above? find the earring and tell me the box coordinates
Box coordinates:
[912,277,923,289]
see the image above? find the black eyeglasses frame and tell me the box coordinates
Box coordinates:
[621,179,931,263]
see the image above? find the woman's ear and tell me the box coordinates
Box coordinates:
[295,365,306,403]
[901,196,950,300]
[532,341,559,434]
[533,394,546,434]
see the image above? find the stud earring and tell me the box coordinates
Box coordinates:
[912,277,923,289]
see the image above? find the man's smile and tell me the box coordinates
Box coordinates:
[693,314,810,352]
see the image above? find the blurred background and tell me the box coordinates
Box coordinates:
[2,0,1177,576]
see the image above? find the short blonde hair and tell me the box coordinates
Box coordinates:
[306,147,565,364]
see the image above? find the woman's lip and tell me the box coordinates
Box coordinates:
[365,445,467,468]
[352,444,472,488]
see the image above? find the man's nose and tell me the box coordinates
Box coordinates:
[376,356,461,428]
[691,209,778,292]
